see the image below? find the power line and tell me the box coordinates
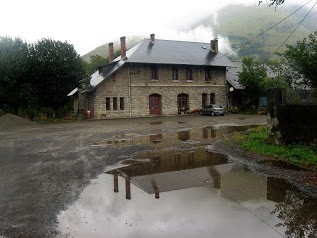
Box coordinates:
[263,0,317,63]
[211,0,314,62]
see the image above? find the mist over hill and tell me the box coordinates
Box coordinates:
[205,4,315,61]
[81,36,142,63]
[81,4,316,62]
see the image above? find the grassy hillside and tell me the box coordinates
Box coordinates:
[207,4,314,60]
[82,4,316,62]
[81,36,142,63]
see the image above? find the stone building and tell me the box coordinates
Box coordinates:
[71,34,233,119]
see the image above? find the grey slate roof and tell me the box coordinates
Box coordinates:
[114,38,233,67]
[82,38,234,93]
[226,61,244,90]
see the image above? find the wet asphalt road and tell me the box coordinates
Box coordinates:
[0,114,272,237]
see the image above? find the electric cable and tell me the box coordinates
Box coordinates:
[263,0,317,63]
[211,0,314,62]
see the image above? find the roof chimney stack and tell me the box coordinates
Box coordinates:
[108,42,114,62]
[150,33,155,43]
[120,36,126,59]
[210,38,218,53]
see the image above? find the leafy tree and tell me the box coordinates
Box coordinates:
[84,54,108,75]
[0,36,32,113]
[279,32,317,88]
[84,49,122,75]
[258,0,285,7]
[29,39,85,116]
[238,57,267,107]
[272,192,317,238]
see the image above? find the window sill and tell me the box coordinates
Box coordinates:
[151,79,158,81]
[187,80,193,83]
[172,80,180,82]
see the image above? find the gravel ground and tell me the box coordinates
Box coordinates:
[0,114,315,238]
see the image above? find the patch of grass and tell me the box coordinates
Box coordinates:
[238,126,317,168]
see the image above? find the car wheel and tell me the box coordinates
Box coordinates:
[221,114,224,116]
[211,112,215,116]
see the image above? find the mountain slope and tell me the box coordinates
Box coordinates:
[82,4,316,62]
[199,4,315,60]
[81,36,142,63]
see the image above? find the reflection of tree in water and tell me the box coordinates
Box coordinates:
[271,191,317,238]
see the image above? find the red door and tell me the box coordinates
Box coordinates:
[149,94,161,115]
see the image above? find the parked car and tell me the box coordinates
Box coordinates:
[200,104,225,116]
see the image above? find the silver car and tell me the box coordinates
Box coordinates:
[200,104,225,116]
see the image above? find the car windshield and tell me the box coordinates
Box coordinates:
[214,105,223,108]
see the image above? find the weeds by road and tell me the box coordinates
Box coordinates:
[233,126,317,169]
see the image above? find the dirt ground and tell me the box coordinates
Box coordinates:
[0,114,316,238]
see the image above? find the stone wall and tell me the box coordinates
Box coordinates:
[91,63,227,119]
[267,88,317,145]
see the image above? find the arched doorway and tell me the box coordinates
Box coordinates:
[149,94,161,115]
[177,93,189,113]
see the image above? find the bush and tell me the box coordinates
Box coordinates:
[229,106,239,113]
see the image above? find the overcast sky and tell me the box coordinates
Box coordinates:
[0,0,311,55]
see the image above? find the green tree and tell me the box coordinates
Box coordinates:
[29,39,85,116]
[0,36,33,113]
[280,31,317,88]
[84,54,108,75]
[272,192,317,238]
[259,0,285,7]
[238,57,267,107]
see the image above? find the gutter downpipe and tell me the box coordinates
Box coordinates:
[128,65,132,117]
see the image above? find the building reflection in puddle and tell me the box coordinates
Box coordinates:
[92,125,256,147]
[107,148,230,200]
[57,161,317,238]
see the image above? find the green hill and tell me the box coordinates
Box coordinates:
[82,4,316,62]
[81,36,142,63]
[208,4,314,60]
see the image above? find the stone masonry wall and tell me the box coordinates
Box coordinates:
[92,63,227,119]
[267,88,317,145]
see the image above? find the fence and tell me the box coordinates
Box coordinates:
[282,89,317,105]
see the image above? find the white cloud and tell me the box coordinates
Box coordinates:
[0,0,310,55]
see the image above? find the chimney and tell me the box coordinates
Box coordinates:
[210,38,218,53]
[120,36,126,59]
[210,39,215,51]
[108,42,114,62]
[150,33,155,43]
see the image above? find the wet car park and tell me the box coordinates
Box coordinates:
[0,115,316,238]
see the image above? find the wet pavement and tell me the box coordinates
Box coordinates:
[56,125,317,238]
[1,114,316,238]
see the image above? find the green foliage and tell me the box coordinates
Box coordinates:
[240,126,317,167]
[28,38,85,116]
[0,36,32,112]
[84,54,108,75]
[0,36,85,118]
[210,5,313,60]
[238,58,291,109]
[280,31,317,88]
[238,57,267,106]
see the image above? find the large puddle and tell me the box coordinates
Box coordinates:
[57,126,317,238]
